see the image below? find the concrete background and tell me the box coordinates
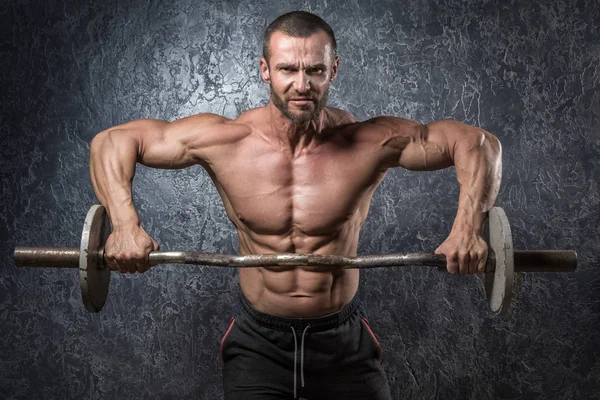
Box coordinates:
[1,0,599,398]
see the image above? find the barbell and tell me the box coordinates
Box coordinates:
[13,205,577,314]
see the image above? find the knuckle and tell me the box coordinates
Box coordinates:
[447,262,459,274]
[107,262,119,271]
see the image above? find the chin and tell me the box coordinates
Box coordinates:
[296,112,316,121]
[294,110,312,118]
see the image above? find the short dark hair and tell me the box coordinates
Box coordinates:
[263,11,337,62]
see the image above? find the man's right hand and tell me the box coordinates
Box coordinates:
[104,225,160,273]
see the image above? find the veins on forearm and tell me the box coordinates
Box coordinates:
[453,129,502,230]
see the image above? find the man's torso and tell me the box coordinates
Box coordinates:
[201,106,392,317]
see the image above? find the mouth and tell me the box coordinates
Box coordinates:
[288,98,314,106]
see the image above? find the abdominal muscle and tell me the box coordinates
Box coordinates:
[239,266,360,318]
[237,232,361,318]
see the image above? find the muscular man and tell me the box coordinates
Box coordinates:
[90,11,501,400]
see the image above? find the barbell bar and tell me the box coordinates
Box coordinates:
[13,205,577,314]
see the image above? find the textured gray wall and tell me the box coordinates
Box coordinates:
[1,0,599,398]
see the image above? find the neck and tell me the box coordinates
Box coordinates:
[267,102,325,152]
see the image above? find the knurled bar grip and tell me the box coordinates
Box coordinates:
[13,247,577,272]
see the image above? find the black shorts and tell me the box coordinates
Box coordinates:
[220,293,391,400]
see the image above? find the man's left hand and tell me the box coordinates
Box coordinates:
[434,230,488,275]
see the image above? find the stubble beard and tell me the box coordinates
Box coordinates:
[270,86,329,125]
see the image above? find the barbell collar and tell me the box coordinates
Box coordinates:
[513,250,577,272]
[14,247,79,268]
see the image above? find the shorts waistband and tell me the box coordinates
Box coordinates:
[238,293,362,332]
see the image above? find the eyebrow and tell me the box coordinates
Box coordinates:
[275,63,327,70]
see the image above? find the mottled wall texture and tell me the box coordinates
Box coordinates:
[1,0,599,398]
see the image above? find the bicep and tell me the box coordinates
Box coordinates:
[371,117,457,171]
[396,120,455,171]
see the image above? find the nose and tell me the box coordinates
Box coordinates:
[293,71,310,93]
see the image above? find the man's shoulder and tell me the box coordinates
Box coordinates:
[324,106,356,126]
[323,109,415,133]
[324,114,423,148]
[168,112,254,150]
[179,112,250,130]
[343,115,423,136]
[233,106,267,124]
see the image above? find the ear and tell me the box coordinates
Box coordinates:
[260,58,271,83]
[330,55,340,81]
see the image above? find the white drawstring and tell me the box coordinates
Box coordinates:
[290,324,311,399]
[300,325,310,387]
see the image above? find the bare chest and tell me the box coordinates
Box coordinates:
[210,139,384,237]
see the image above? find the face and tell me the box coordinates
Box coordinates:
[260,30,339,125]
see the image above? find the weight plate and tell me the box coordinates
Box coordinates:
[482,207,514,314]
[79,205,111,312]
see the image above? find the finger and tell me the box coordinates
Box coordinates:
[144,243,156,272]
[446,251,459,275]
[468,251,478,275]
[113,259,128,274]
[434,247,446,271]
[477,249,488,273]
[105,252,124,273]
[125,259,137,274]
[105,255,118,271]
[135,260,149,273]
[458,251,471,275]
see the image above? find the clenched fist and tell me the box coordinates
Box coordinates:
[435,230,487,275]
[104,225,160,273]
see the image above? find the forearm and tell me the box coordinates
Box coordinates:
[89,128,141,229]
[450,124,502,234]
